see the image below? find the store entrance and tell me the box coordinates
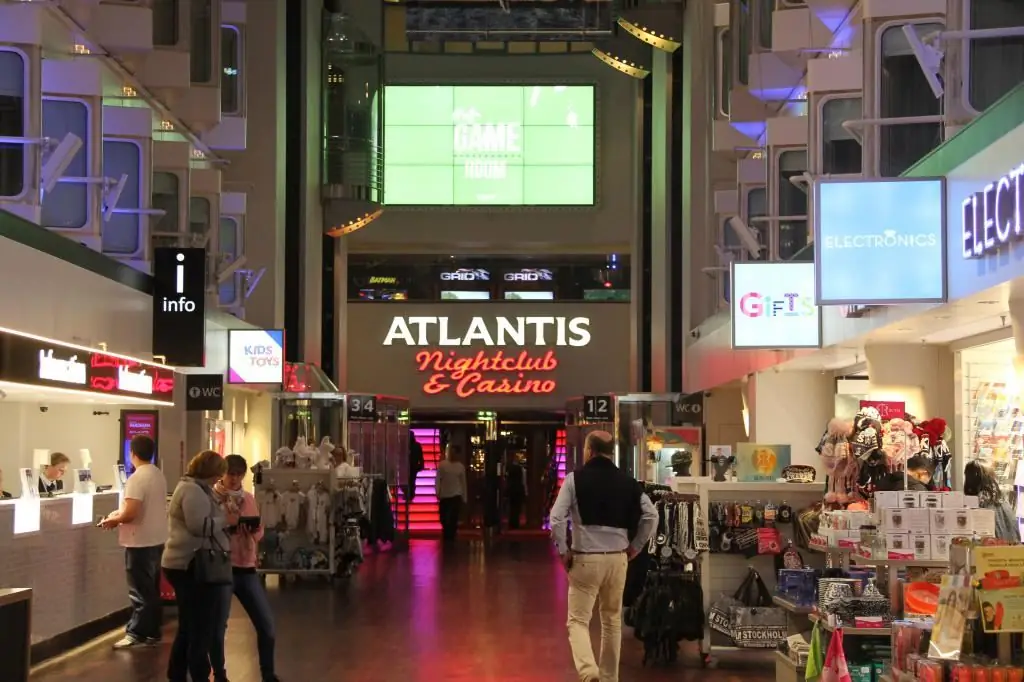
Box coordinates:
[408,411,565,535]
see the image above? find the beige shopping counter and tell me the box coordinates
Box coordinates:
[0,492,128,664]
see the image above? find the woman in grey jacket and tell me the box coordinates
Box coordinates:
[162,451,238,682]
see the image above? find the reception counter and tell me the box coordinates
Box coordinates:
[0,493,130,661]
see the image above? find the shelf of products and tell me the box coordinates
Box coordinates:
[773,595,814,615]
[775,650,805,672]
[809,612,892,637]
[850,555,951,569]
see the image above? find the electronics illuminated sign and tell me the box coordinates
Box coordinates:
[440,268,490,282]
[383,85,595,206]
[731,262,821,350]
[503,268,553,282]
[814,178,947,305]
[382,316,590,399]
[228,329,285,384]
[369,276,398,285]
[962,162,1024,259]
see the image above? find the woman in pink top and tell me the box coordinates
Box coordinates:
[210,455,280,682]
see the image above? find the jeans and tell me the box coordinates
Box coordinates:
[438,496,462,542]
[124,545,163,641]
[566,552,628,682]
[210,570,277,681]
[164,563,230,682]
[508,493,524,530]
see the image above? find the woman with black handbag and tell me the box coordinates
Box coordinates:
[162,451,237,682]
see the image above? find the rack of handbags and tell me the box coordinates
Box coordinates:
[708,499,795,556]
[708,567,789,649]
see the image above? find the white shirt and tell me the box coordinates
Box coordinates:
[549,471,658,555]
[436,460,467,501]
[119,464,168,548]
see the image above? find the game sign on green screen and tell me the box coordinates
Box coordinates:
[383,85,595,206]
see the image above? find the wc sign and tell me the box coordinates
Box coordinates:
[184,373,224,411]
[152,247,206,367]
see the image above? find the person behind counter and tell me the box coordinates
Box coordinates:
[38,452,70,494]
[0,467,12,498]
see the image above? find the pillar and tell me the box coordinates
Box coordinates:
[299,0,324,364]
[648,49,673,393]
[863,343,955,421]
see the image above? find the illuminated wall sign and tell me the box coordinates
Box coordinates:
[38,349,87,385]
[0,330,174,402]
[228,329,285,384]
[503,268,553,282]
[731,262,821,350]
[440,268,490,282]
[117,366,154,395]
[347,304,628,409]
[368,276,398,285]
[152,247,206,366]
[961,162,1024,259]
[383,316,591,347]
[814,178,947,304]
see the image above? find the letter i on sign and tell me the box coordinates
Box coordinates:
[176,253,185,294]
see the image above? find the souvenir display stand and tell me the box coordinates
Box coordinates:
[255,467,336,579]
[672,477,825,663]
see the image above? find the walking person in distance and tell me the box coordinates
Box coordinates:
[436,443,468,544]
[100,435,168,648]
[550,430,658,682]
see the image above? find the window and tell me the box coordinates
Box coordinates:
[218,216,240,305]
[716,28,732,118]
[152,0,179,46]
[190,0,213,83]
[221,26,241,115]
[967,0,1024,113]
[745,187,768,261]
[736,0,751,85]
[821,97,863,175]
[41,99,89,229]
[0,51,25,198]
[101,140,142,255]
[189,196,210,241]
[151,172,180,234]
[757,0,773,50]
[879,23,944,177]
[776,149,807,260]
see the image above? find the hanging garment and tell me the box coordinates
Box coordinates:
[367,479,395,544]
[281,490,305,530]
[259,490,284,530]
[306,486,331,544]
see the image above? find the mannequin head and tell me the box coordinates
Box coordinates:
[129,435,156,470]
[44,452,70,483]
[583,431,614,463]
[222,454,248,491]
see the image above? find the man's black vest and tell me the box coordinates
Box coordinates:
[574,456,642,533]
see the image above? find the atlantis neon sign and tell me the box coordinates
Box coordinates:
[962,162,1024,259]
[415,349,558,398]
[383,316,591,347]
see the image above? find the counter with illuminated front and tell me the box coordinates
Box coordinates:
[0,492,129,657]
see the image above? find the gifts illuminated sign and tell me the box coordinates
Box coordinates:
[962,162,1024,259]
[383,316,590,399]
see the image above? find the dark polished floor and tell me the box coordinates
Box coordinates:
[31,538,774,682]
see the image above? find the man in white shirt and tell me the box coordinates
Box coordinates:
[435,443,468,544]
[101,435,168,648]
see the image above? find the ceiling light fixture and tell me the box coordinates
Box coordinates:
[326,208,384,237]
[0,380,175,407]
[616,8,682,53]
[592,27,652,79]
[0,326,172,369]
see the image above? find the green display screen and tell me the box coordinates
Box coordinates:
[383,85,595,206]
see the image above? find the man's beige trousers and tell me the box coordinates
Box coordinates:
[566,552,628,682]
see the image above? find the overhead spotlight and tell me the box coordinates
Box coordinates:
[617,7,682,53]
[592,30,651,79]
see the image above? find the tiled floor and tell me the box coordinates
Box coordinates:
[31,538,775,681]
